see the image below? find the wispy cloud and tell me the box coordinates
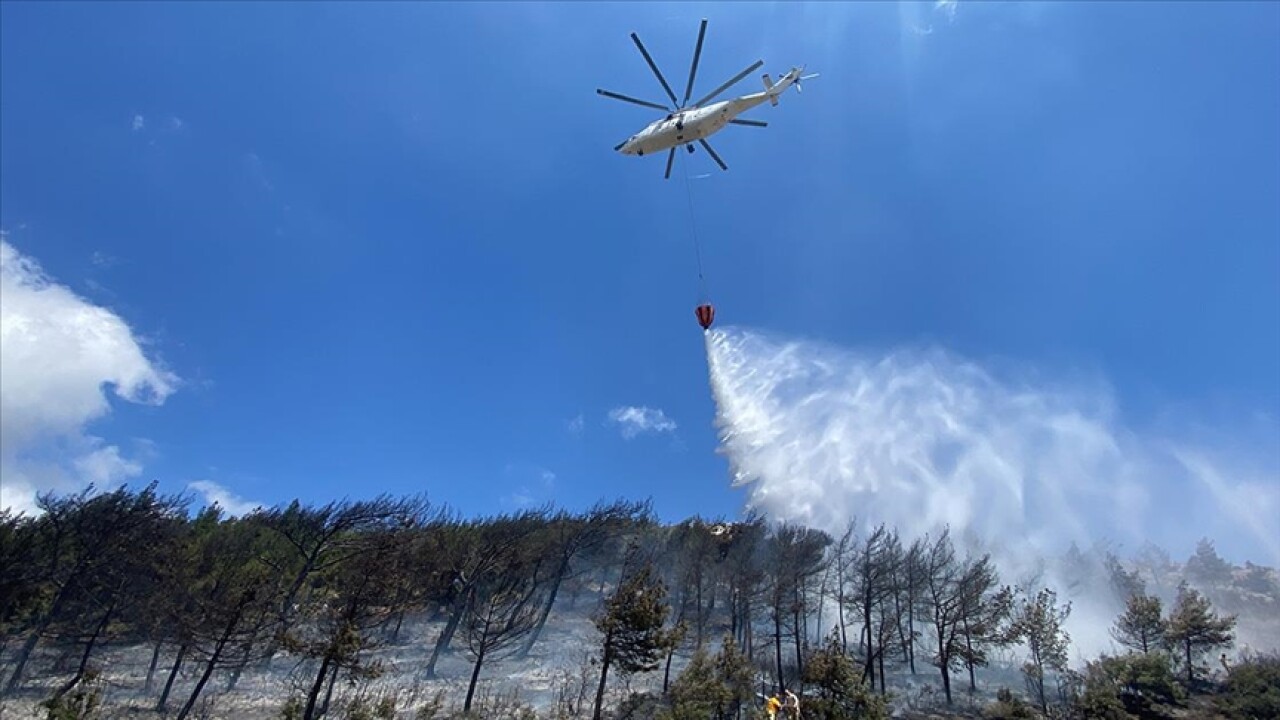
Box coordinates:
[567,413,585,437]
[188,480,263,518]
[0,234,177,516]
[607,406,677,439]
[907,0,960,38]
[243,152,276,192]
[130,113,184,138]
[90,251,120,269]
[500,463,557,509]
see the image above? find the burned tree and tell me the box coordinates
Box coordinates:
[518,499,652,658]
[424,507,546,678]
[461,561,542,712]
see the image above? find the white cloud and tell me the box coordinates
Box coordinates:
[502,489,536,509]
[131,114,144,131]
[90,250,119,268]
[499,463,556,508]
[567,413,585,437]
[168,116,184,131]
[607,406,677,439]
[188,480,262,518]
[0,235,177,516]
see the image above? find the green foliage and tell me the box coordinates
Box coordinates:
[342,694,397,720]
[1185,538,1234,586]
[1216,652,1280,720]
[983,687,1040,720]
[1008,587,1072,714]
[597,558,675,675]
[798,630,890,720]
[1165,582,1236,683]
[1074,652,1184,719]
[39,669,103,720]
[280,696,304,720]
[1110,592,1166,654]
[663,635,755,720]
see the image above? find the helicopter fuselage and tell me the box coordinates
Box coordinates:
[618,93,769,157]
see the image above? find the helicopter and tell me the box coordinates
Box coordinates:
[597,18,818,179]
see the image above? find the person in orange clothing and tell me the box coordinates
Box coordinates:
[764,693,782,719]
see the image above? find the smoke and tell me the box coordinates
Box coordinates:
[704,325,1280,658]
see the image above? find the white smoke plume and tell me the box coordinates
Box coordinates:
[704,325,1280,658]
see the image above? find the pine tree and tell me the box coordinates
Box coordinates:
[801,628,890,720]
[1165,582,1235,683]
[1110,591,1166,654]
[592,555,674,720]
[1007,587,1071,714]
[664,635,753,720]
[1185,538,1234,587]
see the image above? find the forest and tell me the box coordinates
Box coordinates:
[1,482,1277,720]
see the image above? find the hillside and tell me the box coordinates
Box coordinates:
[1,488,1277,719]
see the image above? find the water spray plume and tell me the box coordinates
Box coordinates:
[703,325,1280,654]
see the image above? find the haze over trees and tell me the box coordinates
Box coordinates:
[0,484,1276,720]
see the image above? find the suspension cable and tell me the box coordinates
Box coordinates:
[679,148,708,299]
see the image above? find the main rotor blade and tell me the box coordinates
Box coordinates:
[596,88,671,112]
[682,19,708,107]
[729,118,767,128]
[631,32,680,107]
[698,138,727,171]
[664,147,676,180]
[693,59,764,108]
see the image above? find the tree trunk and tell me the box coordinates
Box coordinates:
[878,644,886,694]
[52,597,118,701]
[145,642,163,694]
[157,645,187,711]
[793,591,804,685]
[663,645,676,694]
[696,569,705,650]
[774,609,785,691]
[177,644,226,720]
[836,563,848,654]
[4,580,73,693]
[227,639,254,690]
[1185,639,1194,683]
[177,595,248,720]
[963,616,977,692]
[302,652,333,720]
[464,644,487,713]
[938,626,953,705]
[592,645,613,720]
[425,589,469,677]
[863,593,875,691]
[319,663,340,718]
[390,609,406,644]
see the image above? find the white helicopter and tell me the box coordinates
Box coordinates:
[597,18,818,179]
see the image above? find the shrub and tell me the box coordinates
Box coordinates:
[1216,652,1280,720]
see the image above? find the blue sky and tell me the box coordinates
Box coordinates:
[1,2,1277,535]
